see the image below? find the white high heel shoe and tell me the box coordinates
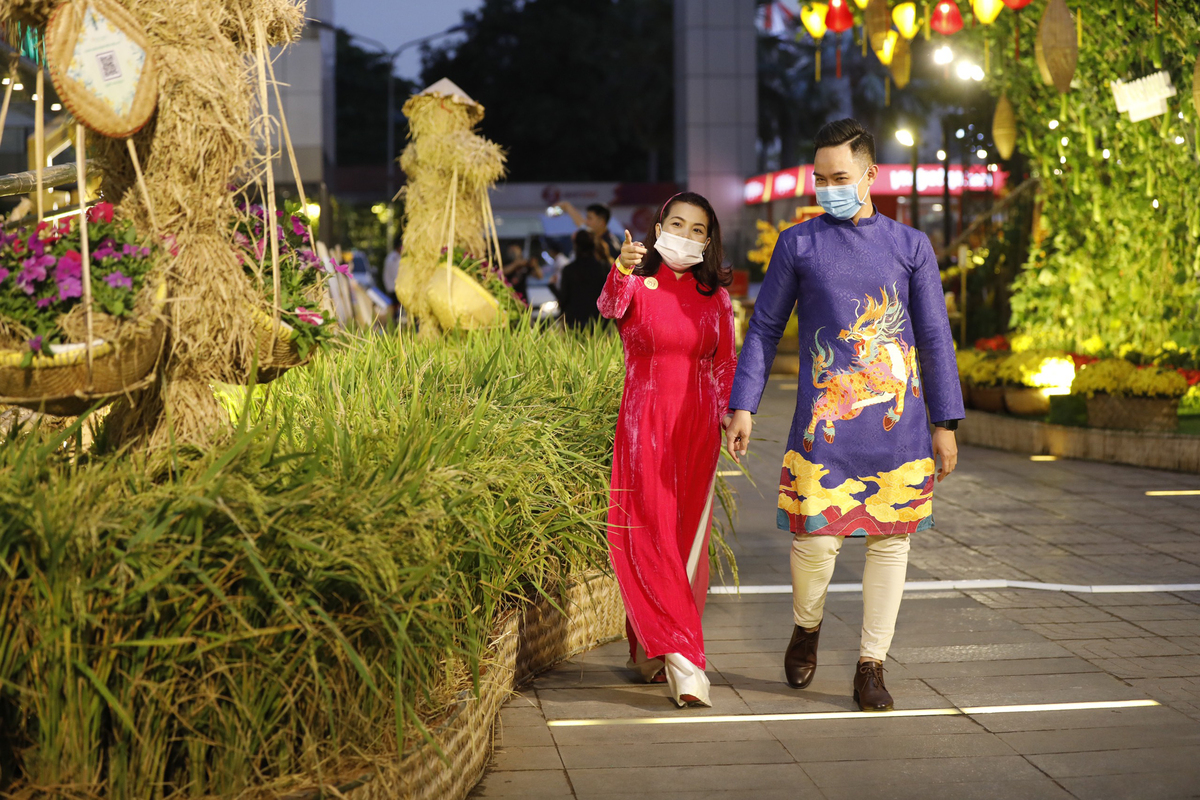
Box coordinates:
[664,653,711,708]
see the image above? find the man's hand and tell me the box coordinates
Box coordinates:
[725,409,753,464]
[932,427,958,482]
[618,230,647,270]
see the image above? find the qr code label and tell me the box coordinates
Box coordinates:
[95,50,121,82]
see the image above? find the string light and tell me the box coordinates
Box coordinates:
[1060,137,1069,146]
[977,149,988,159]
[1152,199,1160,208]
[1102,148,1111,159]
[1048,119,1059,129]
[937,149,947,161]
[934,45,954,65]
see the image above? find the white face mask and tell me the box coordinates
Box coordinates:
[654,229,707,270]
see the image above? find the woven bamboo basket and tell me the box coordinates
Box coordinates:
[249,306,308,383]
[318,570,622,800]
[1086,394,1180,433]
[0,282,167,416]
[1004,387,1051,417]
[971,386,1007,414]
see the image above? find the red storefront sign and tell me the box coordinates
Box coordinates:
[744,163,1006,204]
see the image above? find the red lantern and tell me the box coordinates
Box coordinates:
[825,0,855,32]
[931,1,964,34]
[1001,0,1033,8]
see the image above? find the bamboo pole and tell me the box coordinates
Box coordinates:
[0,62,16,156]
[255,18,282,329]
[76,124,94,386]
[264,45,316,245]
[125,139,160,235]
[34,68,43,221]
[445,167,458,321]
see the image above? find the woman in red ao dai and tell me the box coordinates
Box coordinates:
[597,193,737,708]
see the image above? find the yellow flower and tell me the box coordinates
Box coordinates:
[1079,335,1106,355]
[748,219,798,269]
[1009,333,1035,353]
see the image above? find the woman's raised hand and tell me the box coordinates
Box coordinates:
[618,230,647,270]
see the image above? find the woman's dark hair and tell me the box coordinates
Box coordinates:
[573,229,596,261]
[635,191,731,297]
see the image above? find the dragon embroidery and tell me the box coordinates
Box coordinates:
[803,286,921,452]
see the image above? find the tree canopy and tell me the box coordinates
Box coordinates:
[419,0,673,183]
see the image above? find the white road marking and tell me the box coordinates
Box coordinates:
[709,580,1200,595]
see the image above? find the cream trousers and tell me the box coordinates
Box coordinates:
[790,533,910,662]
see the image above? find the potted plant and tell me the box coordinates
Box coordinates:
[1070,359,1187,432]
[955,348,983,409]
[997,350,1076,416]
[233,202,340,380]
[0,203,167,415]
[963,352,1006,413]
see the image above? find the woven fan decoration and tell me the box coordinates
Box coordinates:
[1111,71,1177,123]
[45,0,158,137]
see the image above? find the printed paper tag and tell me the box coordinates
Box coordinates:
[65,6,146,118]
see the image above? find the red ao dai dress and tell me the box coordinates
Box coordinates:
[598,262,737,706]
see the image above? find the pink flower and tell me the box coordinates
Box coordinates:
[255,238,267,260]
[56,251,82,281]
[56,276,82,301]
[16,255,54,294]
[0,267,8,283]
[104,271,133,290]
[36,296,54,308]
[296,307,323,326]
[86,202,115,223]
[291,216,306,236]
[27,335,42,352]
[161,233,179,257]
[233,231,250,248]
[334,261,350,276]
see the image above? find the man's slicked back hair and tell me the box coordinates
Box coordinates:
[814,118,876,167]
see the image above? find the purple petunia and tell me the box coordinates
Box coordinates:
[296,307,323,326]
[27,335,42,352]
[291,216,306,237]
[36,296,54,309]
[334,261,351,276]
[0,267,8,283]
[56,276,82,301]
[16,255,54,295]
[104,271,133,290]
[233,230,250,247]
[56,252,82,282]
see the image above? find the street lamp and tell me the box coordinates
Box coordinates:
[895,128,919,231]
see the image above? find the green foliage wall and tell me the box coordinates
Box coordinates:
[965,0,1200,352]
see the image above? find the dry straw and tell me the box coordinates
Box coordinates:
[396,80,505,332]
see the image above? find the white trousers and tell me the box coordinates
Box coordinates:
[790,533,910,662]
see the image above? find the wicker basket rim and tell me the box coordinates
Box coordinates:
[250,304,299,343]
[0,281,167,369]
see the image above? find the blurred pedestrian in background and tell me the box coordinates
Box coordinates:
[503,242,542,305]
[551,229,606,329]
[382,233,403,321]
[562,200,622,264]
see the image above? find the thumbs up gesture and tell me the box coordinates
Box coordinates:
[618,230,647,271]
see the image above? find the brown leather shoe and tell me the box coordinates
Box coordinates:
[784,624,820,689]
[853,660,893,712]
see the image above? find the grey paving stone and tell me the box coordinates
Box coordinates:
[889,641,1075,664]
[923,671,1145,706]
[498,705,549,727]
[907,657,1102,679]
[777,731,1015,763]
[549,720,778,747]
[970,703,1195,733]
[1058,771,1200,800]
[801,754,1045,787]
[760,712,983,740]
[468,768,574,798]
[730,678,948,715]
[815,778,1075,800]
[495,718,555,748]
[1027,744,1200,778]
[568,763,821,797]
[558,738,793,770]
[488,745,564,772]
[1024,621,1156,640]
[998,722,1200,755]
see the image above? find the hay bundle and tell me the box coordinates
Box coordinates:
[0,0,306,447]
[397,79,506,331]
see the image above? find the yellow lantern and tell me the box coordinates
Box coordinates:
[852,0,870,8]
[893,2,920,39]
[875,29,900,66]
[800,3,829,82]
[801,2,830,39]
[972,0,1005,25]
[890,36,912,88]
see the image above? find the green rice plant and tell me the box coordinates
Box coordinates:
[0,322,738,798]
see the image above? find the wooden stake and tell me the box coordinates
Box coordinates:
[445,167,458,319]
[254,19,282,329]
[76,124,94,386]
[34,68,44,221]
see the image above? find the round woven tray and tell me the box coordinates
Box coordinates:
[249,306,308,383]
[0,282,167,416]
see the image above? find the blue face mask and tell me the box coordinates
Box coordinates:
[814,168,870,220]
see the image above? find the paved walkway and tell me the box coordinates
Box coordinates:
[471,378,1200,799]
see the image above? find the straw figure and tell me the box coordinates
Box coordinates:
[0,0,306,448]
[396,78,506,332]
